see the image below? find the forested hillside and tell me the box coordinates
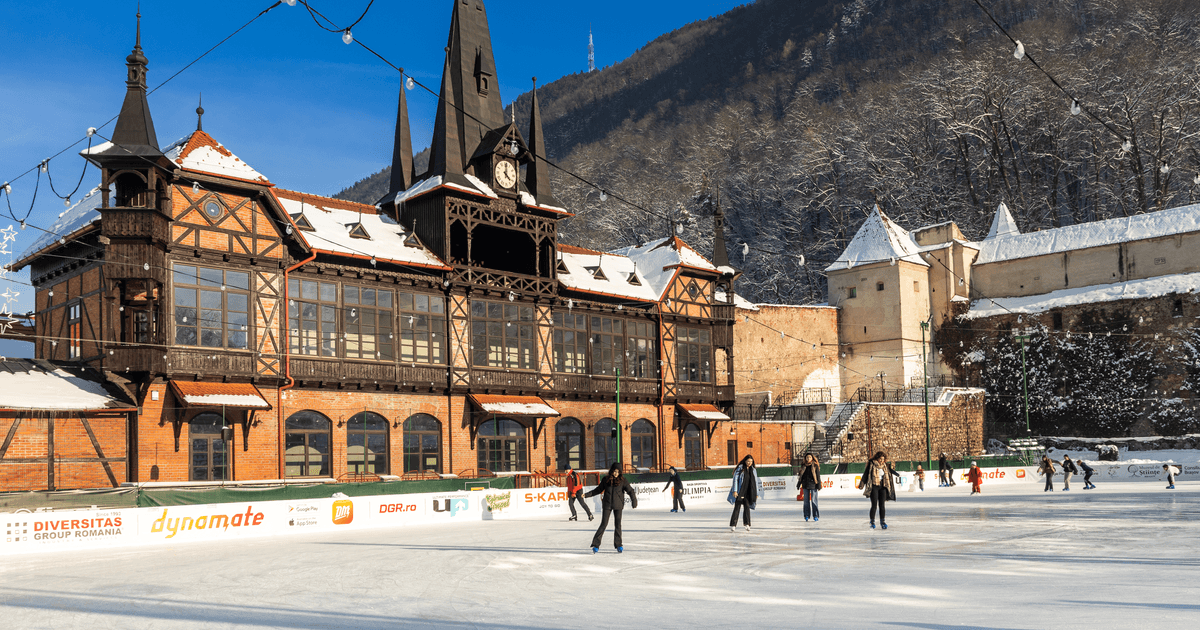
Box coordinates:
[337,0,1200,304]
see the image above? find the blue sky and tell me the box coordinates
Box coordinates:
[0,0,746,355]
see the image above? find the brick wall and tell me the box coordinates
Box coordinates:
[0,412,129,491]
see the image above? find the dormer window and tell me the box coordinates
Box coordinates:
[556,259,570,274]
[588,266,607,280]
[348,222,371,240]
[290,213,314,232]
[474,50,491,96]
[627,273,641,286]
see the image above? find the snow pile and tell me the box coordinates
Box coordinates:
[0,361,131,410]
[716,289,758,310]
[826,206,927,272]
[977,201,1200,265]
[965,271,1200,318]
[474,401,559,416]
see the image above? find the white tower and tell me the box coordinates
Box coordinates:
[588,26,596,72]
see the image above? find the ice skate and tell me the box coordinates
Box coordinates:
[670,509,678,513]
[588,514,594,521]
[591,547,598,554]
[569,515,577,521]
[870,521,876,529]
[617,546,623,553]
[744,525,751,532]
[881,523,888,529]
[730,526,736,532]
[814,517,818,522]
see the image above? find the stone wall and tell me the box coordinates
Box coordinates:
[839,390,985,463]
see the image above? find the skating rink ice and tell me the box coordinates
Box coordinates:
[2,481,1197,629]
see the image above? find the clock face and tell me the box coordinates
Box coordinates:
[494,160,517,189]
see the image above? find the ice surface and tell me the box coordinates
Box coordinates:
[2,482,1196,629]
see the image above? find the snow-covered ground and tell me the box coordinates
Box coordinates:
[2,482,1197,629]
[1045,446,1200,465]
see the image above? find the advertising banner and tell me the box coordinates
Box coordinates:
[3,509,133,553]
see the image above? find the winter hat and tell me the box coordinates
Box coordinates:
[971,461,977,466]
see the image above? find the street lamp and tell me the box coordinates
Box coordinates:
[920,320,931,469]
[1013,328,1034,433]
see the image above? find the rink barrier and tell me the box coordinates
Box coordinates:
[3,464,1190,556]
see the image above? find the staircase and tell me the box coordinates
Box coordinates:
[814,401,866,461]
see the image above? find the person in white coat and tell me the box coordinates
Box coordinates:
[1163,464,1180,489]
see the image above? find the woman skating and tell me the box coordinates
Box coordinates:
[1078,459,1096,489]
[1061,455,1077,491]
[662,466,686,512]
[858,451,899,529]
[585,463,638,553]
[727,455,761,531]
[1039,456,1057,492]
[796,453,822,521]
[938,453,955,487]
[564,467,593,522]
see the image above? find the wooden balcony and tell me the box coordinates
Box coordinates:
[470,368,541,392]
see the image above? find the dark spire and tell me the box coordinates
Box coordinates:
[433,0,505,171]
[712,185,731,269]
[387,77,415,194]
[427,49,470,187]
[196,94,204,131]
[525,78,560,208]
[104,9,162,158]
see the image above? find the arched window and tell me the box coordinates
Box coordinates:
[189,412,228,481]
[285,410,331,477]
[593,418,618,470]
[630,419,656,470]
[347,411,388,475]
[477,418,527,473]
[403,413,442,473]
[113,172,149,208]
[555,417,584,471]
[684,423,704,470]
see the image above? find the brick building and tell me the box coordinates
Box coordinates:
[3,3,741,491]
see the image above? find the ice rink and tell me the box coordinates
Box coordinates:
[2,481,1198,629]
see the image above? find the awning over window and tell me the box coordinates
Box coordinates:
[677,403,730,422]
[468,394,560,418]
[170,381,272,409]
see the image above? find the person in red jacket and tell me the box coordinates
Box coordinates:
[564,468,594,522]
[967,461,984,495]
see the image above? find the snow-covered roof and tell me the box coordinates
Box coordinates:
[170,381,272,409]
[274,190,449,270]
[826,206,928,272]
[12,185,108,270]
[612,236,719,301]
[0,360,134,410]
[469,394,560,417]
[677,403,731,422]
[986,203,1020,240]
[977,202,1200,265]
[965,271,1200,319]
[557,244,658,302]
[717,290,759,311]
[163,131,269,184]
[393,175,571,216]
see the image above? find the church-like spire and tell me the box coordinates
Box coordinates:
[387,78,415,195]
[712,185,730,269]
[105,9,162,157]
[427,49,469,187]
[196,94,204,131]
[525,79,560,208]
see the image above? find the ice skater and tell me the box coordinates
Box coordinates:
[1061,455,1078,491]
[586,463,637,553]
[1078,459,1096,489]
[915,464,926,492]
[939,453,955,487]
[727,454,761,532]
[1163,464,1180,489]
[858,451,899,529]
[564,467,593,522]
[967,461,983,494]
[1039,455,1057,492]
[797,453,821,521]
[663,466,686,512]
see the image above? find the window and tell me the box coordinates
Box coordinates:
[684,424,704,469]
[876,282,885,292]
[344,286,394,360]
[676,326,712,383]
[173,264,250,349]
[847,287,857,299]
[189,413,228,481]
[630,419,656,470]
[471,301,536,370]
[398,292,446,364]
[347,411,388,475]
[593,418,618,470]
[403,414,442,473]
[591,316,623,376]
[555,417,584,470]
[914,281,920,293]
[477,418,527,473]
[1174,299,1183,317]
[288,278,338,356]
[202,199,224,220]
[625,320,657,379]
[1052,312,1063,331]
[553,312,588,373]
[67,302,82,359]
[285,410,331,477]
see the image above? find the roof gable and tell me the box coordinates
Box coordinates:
[164,131,269,184]
[826,206,928,272]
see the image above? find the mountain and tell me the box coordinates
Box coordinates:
[337,0,1200,305]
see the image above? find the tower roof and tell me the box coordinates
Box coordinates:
[986,202,1021,239]
[525,82,561,209]
[380,79,416,203]
[825,205,928,272]
[95,10,162,160]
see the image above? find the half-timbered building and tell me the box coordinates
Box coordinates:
[4,1,738,489]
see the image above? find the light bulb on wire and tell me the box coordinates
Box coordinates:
[1013,40,1025,60]
[1070,100,1081,116]
[192,182,200,194]
[406,76,415,90]
[342,29,353,45]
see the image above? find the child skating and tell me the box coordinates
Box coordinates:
[1163,464,1180,489]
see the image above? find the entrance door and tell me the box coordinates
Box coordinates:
[684,424,703,469]
[190,413,229,481]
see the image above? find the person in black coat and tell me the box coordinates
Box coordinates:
[796,453,822,522]
[938,453,955,487]
[585,463,638,553]
[1078,459,1096,489]
[662,466,686,512]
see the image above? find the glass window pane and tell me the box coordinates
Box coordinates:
[320,282,337,303]
[199,267,223,287]
[174,265,197,286]
[345,286,359,304]
[226,271,250,291]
